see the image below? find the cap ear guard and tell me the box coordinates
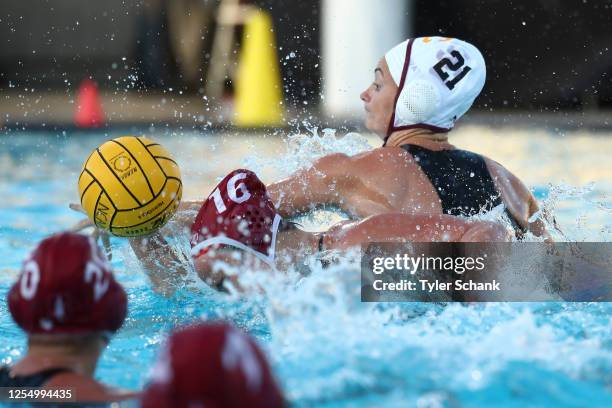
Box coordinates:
[396,79,441,125]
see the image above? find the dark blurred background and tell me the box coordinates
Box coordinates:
[415,0,612,111]
[0,0,610,117]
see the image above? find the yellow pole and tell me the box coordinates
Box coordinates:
[234,10,284,127]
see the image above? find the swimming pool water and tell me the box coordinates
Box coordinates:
[0,128,610,407]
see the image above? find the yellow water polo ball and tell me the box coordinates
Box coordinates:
[78,136,182,237]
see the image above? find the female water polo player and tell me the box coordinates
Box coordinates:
[1,232,135,402]
[267,36,549,240]
[141,322,285,408]
[129,169,509,295]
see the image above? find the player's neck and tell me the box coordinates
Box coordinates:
[11,341,102,377]
[385,129,452,150]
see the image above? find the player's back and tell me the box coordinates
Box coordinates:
[345,145,535,230]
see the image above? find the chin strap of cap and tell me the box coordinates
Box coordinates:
[383,39,414,147]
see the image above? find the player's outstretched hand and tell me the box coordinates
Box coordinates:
[69,202,113,260]
[69,202,87,214]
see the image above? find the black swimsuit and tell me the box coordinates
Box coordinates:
[0,365,69,387]
[401,144,526,237]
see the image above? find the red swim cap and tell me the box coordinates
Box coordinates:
[190,169,281,265]
[142,322,285,408]
[7,232,127,335]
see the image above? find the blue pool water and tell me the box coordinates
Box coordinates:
[0,129,611,407]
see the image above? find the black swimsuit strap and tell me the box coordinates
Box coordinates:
[401,144,527,238]
[0,365,71,388]
[401,144,503,216]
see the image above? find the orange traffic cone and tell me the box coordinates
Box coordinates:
[75,79,105,127]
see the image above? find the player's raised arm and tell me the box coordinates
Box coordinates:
[267,152,357,217]
[484,159,552,240]
[128,232,191,297]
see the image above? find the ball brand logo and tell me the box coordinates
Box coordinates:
[95,202,111,227]
[120,167,138,180]
[110,152,132,172]
[126,226,150,235]
[138,200,164,220]
[108,152,138,181]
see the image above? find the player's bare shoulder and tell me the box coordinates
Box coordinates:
[484,157,530,195]
[353,146,413,168]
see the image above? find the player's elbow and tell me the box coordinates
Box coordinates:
[312,153,351,177]
[311,153,355,200]
[270,153,354,215]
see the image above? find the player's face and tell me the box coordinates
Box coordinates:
[360,59,399,138]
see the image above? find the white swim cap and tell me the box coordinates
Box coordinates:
[384,37,486,140]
